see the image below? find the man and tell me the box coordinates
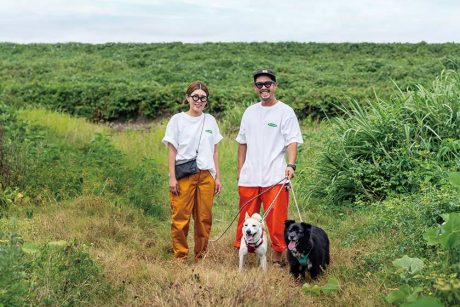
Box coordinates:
[233,69,303,265]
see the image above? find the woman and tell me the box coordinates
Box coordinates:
[162,81,223,262]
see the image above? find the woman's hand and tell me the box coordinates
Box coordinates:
[214,178,222,195]
[169,177,180,196]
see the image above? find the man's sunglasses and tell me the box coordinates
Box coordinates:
[188,94,208,102]
[254,81,275,89]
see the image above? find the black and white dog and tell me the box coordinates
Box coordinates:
[284,220,330,280]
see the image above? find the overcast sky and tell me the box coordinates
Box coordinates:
[1,0,459,43]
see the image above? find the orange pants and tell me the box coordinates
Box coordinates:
[233,185,289,252]
[170,170,215,261]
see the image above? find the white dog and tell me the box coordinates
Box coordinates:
[239,212,268,272]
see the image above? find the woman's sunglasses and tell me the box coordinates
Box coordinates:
[254,81,275,89]
[188,94,208,102]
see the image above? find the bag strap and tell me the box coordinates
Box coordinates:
[195,114,206,157]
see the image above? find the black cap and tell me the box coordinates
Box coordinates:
[253,69,276,82]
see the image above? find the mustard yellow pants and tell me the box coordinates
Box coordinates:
[169,170,215,261]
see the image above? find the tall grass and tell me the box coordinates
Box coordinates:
[0,226,116,306]
[17,108,109,146]
[310,71,460,204]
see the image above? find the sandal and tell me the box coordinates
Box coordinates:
[272,261,283,268]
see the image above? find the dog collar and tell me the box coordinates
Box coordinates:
[292,247,311,267]
[245,229,264,253]
[298,254,309,267]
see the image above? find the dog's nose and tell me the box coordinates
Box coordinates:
[246,229,251,235]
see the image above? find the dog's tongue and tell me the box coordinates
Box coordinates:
[288,241,296,250]
[246,235,254,241]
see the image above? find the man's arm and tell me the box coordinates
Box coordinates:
[237,143,247,181]
[285,142,298,179]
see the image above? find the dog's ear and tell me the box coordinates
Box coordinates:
[284,220,295,229]
[245,212,250,220]
[300,222,312,236]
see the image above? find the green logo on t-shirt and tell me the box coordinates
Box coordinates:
[267,122,277,128]
[205,129,213,134]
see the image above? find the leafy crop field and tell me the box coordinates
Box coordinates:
[0,43,459,306]
[0,42,459,121]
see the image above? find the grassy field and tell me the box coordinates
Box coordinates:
[1,43,459,306]
[0,103,456,306]
[0,106,387,306]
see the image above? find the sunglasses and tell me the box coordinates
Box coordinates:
[254,81,275,89]
[188,94,208,102]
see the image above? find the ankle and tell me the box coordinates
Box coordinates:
[272,251,283,262]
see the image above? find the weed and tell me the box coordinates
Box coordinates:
[0,229,117,306]
[311,72,460,204]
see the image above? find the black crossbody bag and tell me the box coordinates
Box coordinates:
[175,116,206,180]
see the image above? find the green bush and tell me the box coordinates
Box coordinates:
[29,242,114,306]
[310,72,460,204]
[385,212,460,306]
[0,231,28,307]
[124,158,166,217]
[0,102,166,219]
[0,103,30,189]
[0,231,116,306]
[80,134,166,218]
[0,102,84,202]
[1,81,183,121]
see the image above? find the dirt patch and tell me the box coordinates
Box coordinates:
[107,116,155,132]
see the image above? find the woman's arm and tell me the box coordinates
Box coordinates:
[213,144,222,195]
[168,143,180,195]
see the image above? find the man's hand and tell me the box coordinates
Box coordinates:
[285,165,295,180]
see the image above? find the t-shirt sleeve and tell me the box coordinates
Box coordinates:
[162,116,179,149]
[235,112,247,144]
[281,111,304,147]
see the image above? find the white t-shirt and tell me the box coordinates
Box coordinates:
[236,101,303,187]
[162,112,223,178]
